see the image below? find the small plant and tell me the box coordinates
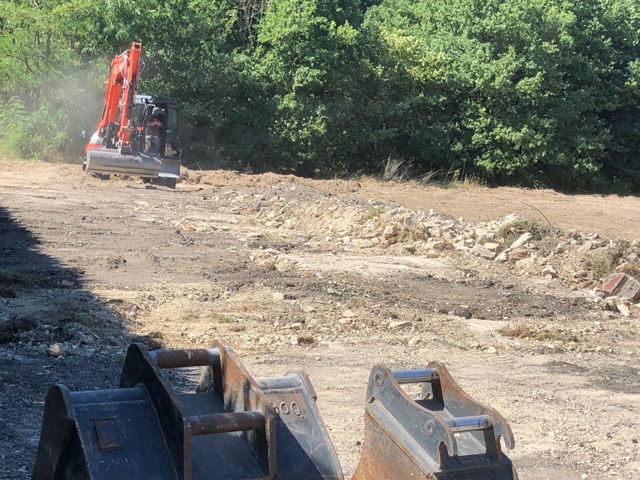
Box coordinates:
[69,310,95,327]
[400,227,418,242]
[362,206,385,221]
[181,310,200,322]
[382,155,413,182]
[105,255,126,269]
[582,243,629,278]
[258,232,285,242]
[620,261,640,278]
[496,219,550,246]
[443,175,487,189]
[215,314,236,324]
[499,324,534,339]
[0,269,30,286]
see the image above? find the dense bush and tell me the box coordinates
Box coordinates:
[1,0,639,191]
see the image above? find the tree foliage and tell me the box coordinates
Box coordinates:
[1,0,639,191]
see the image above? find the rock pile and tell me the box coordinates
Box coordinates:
[245,184,640,305]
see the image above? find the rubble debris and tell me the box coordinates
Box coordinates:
[603,273,640,302]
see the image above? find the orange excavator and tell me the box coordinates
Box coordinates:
[84,42,181,188]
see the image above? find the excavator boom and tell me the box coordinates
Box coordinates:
[85,42,141,154]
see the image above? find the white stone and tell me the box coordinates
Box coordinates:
[472,245,496,260]
[383,225,399,239]
[616,302,631,317]
[483,242,501,252]
[352,239,375,248]
[542,266,558,278]
[47,343,65,358]
[389,321,412,330]
[495,252,509,262]
[509,232,532,250]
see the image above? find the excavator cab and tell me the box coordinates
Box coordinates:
[85,95,181,189]
[132,95,182,188]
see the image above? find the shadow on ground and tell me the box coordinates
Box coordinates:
[0,206,163,479]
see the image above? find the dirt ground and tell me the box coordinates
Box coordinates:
[1,161,639,480]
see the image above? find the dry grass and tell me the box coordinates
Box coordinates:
[382,156,413,182]
[441,175,487,189]
[181,310,200,322]
[582,243,629,278]
[362,206,385,221]
[258,232,286,242]
[499,324,579,343]
[620,261,640,278]
[496,219,550,246]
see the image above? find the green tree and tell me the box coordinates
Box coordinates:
[247,0,373,174]
[365,0,640,190]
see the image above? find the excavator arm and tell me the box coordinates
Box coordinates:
[85,42,142,154]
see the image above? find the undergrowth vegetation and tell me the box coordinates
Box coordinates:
[581,242,638,279]
[1,0,640,192]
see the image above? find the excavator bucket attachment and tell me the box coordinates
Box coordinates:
[85,149,163,177]
[160,157,181,180]
[352,364,517,480]
[32,342,342,480]
[32,342,515,480]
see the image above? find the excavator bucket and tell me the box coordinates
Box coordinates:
[31,342,516,480]
[159,157,181,180]
[85,149,163,177]
[32,342,342,480]
[352,364,517,480]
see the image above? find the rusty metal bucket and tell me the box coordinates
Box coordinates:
[352,364,517,480]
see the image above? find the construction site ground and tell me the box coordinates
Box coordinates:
[1,161,639,480]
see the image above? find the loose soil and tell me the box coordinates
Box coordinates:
[1,161,639,480]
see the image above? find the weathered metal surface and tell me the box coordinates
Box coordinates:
[32,384,177,479]
[351,363,517,480]
[85,149,163,177]
[32,342,344,480]
[33,342,277,480]
[256,371,344,480]
[159,157,181,179]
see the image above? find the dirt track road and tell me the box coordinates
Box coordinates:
[1,162,639,479]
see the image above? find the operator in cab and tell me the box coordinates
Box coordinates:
[145,107,164,152]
